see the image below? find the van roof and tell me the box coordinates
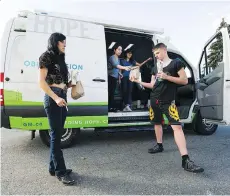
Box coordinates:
[18,10,164,35]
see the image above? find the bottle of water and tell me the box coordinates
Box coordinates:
[157,61,163,82]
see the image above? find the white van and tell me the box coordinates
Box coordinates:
[1,10,230,148]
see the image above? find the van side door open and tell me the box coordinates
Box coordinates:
[197,26,230,125]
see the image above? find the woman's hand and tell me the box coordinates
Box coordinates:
[119,72,123,79]
[124,67,130,71]
[54,97,67,107]
[67,81,75,88]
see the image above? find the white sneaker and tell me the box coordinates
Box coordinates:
[123,105,132,112]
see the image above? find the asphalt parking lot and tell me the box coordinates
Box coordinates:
[1,126,230,195]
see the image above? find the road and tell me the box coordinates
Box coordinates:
[1,126,230,195]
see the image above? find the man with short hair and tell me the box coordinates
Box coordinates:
[131,43,204,173]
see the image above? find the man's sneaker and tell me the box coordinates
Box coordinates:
[57,174,75,185]
[123,105,132,112]
[148,144,164,154]
[49,169,72,176]
[182,159,204,173]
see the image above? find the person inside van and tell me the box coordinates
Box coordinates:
[108,44,130,112]
[131,43,204,173]
[38,32,75,185]
[121,49,152,111]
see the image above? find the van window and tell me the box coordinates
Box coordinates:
[199,31,223,78]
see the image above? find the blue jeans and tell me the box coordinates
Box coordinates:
[44,87,67,177]
[121,76,133,106]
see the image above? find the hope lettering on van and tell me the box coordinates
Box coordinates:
[24,60,83,70]
[27,14,103,40]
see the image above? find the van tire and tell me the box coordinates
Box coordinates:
[39,128,80,149]
[192,111,218,135]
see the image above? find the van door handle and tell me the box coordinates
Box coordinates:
[92,78,106,82]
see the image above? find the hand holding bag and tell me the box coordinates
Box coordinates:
[129,66,145,90]
[70,70,85,100]
[129,66,141,82]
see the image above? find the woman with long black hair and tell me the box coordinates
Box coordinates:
[108,44,130,112]
[38,32,75,185]
[121,49,152,111]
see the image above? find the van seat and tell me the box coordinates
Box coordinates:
[177,84,194,98]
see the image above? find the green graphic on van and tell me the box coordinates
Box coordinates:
[4,90,107,106]
[9,116,108,130]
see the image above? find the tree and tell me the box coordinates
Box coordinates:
[207,18,230,69]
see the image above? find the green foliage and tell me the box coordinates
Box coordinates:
[207,18,230,69]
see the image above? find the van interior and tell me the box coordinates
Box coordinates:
[105,28,196,123]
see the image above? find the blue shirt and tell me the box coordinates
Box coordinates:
[108,55,120,79]
[120,59,136,77]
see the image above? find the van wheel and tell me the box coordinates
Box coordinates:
[193,111,218,135]
[39,128,80,149]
